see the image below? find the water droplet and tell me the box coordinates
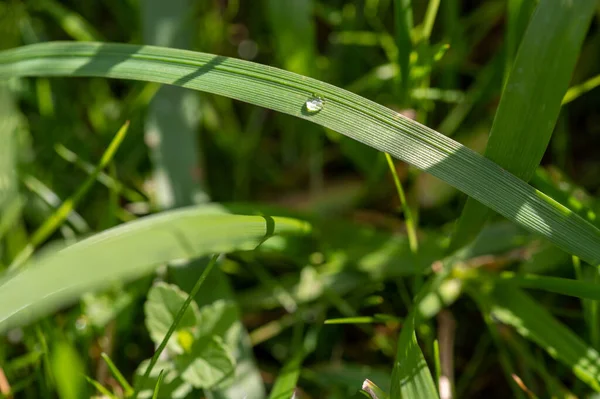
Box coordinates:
[305,95,324,113]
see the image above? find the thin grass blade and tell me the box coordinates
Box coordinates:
[9,121,130,270]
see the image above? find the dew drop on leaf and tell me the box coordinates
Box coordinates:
[305,95,324,113]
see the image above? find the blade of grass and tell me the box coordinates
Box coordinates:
[562,73,600,104]
[134,254,219,395]
[0,205,310,333]
[2,42,600,264]
[421,0,440,43]
[21,174,90,234]
[9,121,130,271]
[151,370,165,399]
[504,0,534,82]
[497,272,600,301]
[450,0,597,250]
[100,352,133,397]
[394,0,413,101]
[84,376,117,399]
[54,143,145,203]
[324,315,402,325]
[30,0,102,41]
[267,325,309,399]
[385,153,418,253]
[390,278,439,399]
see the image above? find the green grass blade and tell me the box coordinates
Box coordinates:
[134,254,219,395]
[385,153,418,253]
[450,0,597,249]
[2,42,600,264]
[504,0,534,81]
[563,73,600,104]
[100,352,134,397]
[268,349,302,399]
[151,370,165,399]
[390,313,438,398]
[84,376,117,399]
[477,284,600,391]
[0,205,310,333]
[498,272,600,301]
[421,0,440,42]
[9,121,130,270]
[394,0,413,100]
[390,279,439,399]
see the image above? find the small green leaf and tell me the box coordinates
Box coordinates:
[196,300,237,345]
[145,282,200,354]
[175,336,236,390]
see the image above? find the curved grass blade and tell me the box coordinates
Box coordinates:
[1,42,600,264]
[450,0,597,249]
[0,205,310,333]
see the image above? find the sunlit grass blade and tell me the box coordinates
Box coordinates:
[325,315,402,325]
[451,0,597,249]
[21,174,90,234]
[474,284,600,391]
[9,121,130,270]
[497,272,600,301]
[0,205,310,333]
[562,74,600,105]
[54,143,145,203]
[134,254,219,395]
[420,0,440,43]
[2,42,600,265]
